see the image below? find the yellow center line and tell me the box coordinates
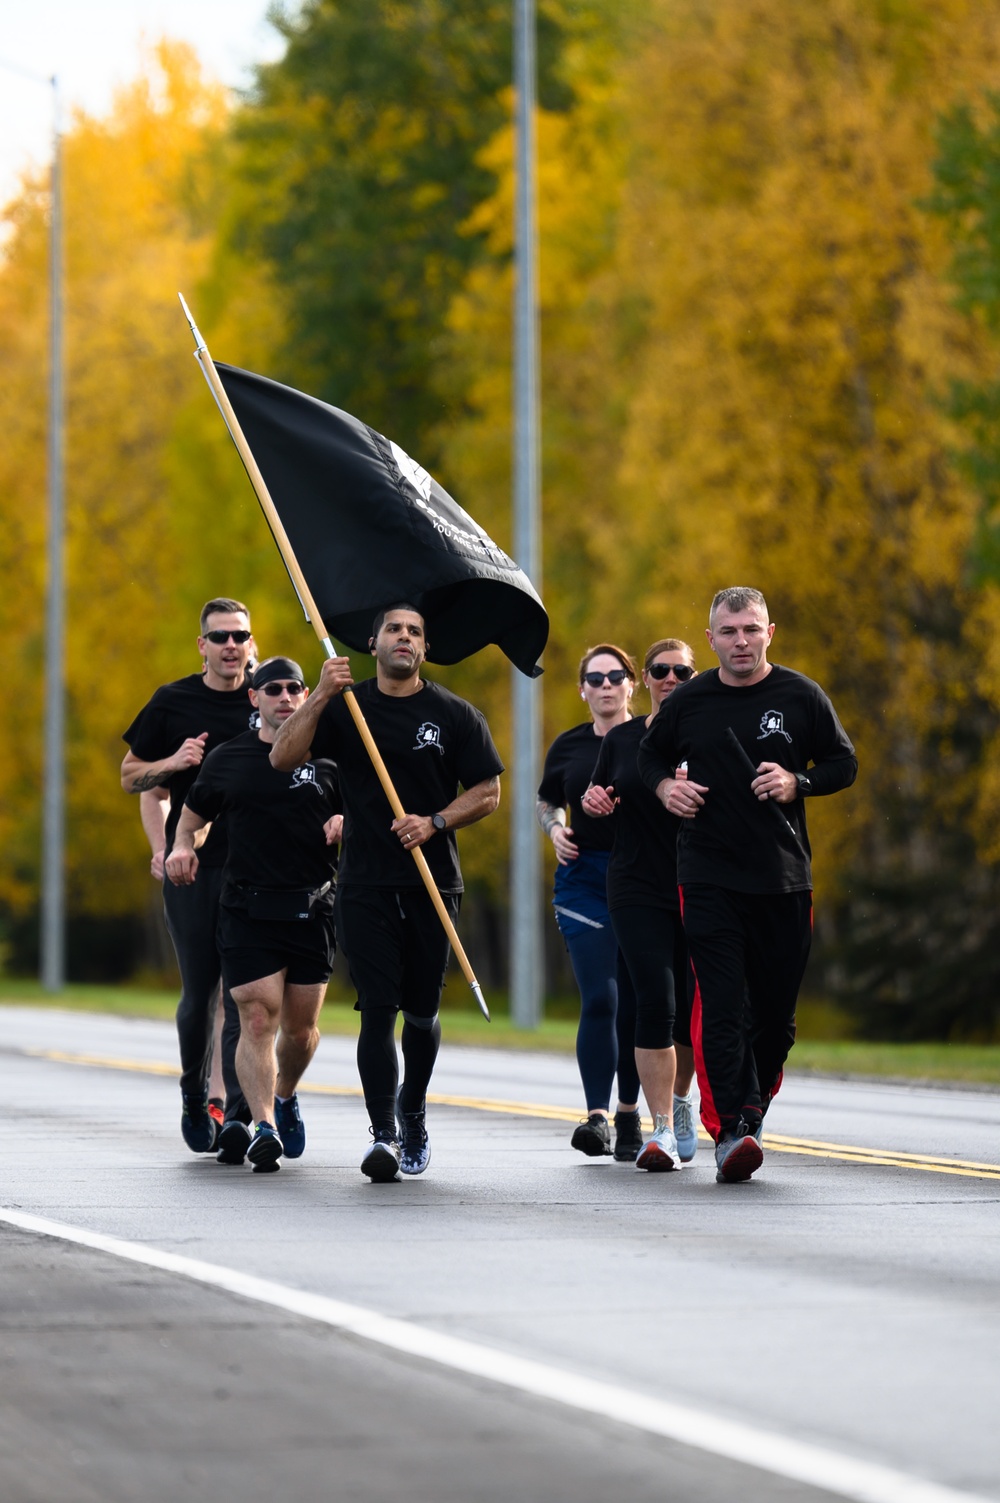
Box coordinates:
[21,1047,1000,1182]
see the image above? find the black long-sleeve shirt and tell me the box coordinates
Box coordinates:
[637,664,857,894]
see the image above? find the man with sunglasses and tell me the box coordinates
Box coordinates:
[270,604,503,1182]
[166,658,341,1171]
[121,599,257,1156]
[638,587,857,1184]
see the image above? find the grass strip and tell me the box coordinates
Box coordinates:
[2,980,998,1084]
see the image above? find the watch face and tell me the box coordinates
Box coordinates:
[432,813,447,831]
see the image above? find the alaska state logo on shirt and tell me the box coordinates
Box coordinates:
[757,710,792,743]
[414,721,444,753]
[291,764,319,789]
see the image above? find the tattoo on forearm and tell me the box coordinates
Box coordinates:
[536,799,565,837]
[129,770,170,792]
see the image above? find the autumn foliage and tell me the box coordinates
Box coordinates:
[4,4,1000,1033]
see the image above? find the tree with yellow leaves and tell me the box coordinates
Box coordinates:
[442,0,1000,1034]
[0,42,290,974]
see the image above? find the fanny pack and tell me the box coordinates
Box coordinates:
[245,881,332,922]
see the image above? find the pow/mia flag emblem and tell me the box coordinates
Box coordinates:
[291,764,318,788]
[414,722,444,753]
[757,710,792,743]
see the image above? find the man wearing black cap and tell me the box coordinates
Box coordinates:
[269,605,503,1183]
[166,657,342,1173]
[121,598,257,1155]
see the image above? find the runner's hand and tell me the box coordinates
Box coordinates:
[551,825,579,865]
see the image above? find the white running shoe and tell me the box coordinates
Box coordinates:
[672,1093,699,1162]
[636,1114,679,1171]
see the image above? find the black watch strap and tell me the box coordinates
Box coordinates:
[431,812,448,832]
[795,772,812,797]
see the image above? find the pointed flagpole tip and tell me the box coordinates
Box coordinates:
[178,292,207,353]
[471,982,490,1022]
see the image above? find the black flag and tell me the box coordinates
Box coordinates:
[214,363,548,677]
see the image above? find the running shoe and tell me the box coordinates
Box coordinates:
[180,1091,218,1154]
[361,1127,401,1182]
[216,1119,252,1166]
[672,1093,699,1163]
[274,1093,306,1159]
[246,1121,283,1174]
[636,1114,679,1172]
[396,1090,431,1176]
[714,1125,764,1184]
[612,1109,643,1162]
[208,1097,225,1132]
[570,1113,612,1157]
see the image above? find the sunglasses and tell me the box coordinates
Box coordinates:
[647,662,694,682]
[582,669,630,687]
[204,629,252,644]
[258,681,305,697]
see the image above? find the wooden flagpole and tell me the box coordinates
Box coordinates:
[178,295,489,1021]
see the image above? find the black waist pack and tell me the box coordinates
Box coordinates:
[246,881,332,922]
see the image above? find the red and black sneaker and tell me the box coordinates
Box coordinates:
[714,1125,764,1184]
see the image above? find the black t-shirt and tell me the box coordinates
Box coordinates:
[122,674,257,867]
[309,678,504,893]
[592,717,681,912]
[637,664,857,894]
[185,732,340,899]
[538,722,627,854]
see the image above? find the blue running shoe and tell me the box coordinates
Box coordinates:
[636,1114,679,1171]
[247,1122,283,1173]
[216,1119,252,1166]
[714,1127,763,1184]
[672,1093,699,1163]
[361,1127,401,1182]
[180,1091,217,1154]
[396,1089,431,1176]
[274,1093,306,1158]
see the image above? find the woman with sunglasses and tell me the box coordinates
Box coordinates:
[581,639,699,1170]
[537,645,643,1160]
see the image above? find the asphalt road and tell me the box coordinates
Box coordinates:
[1,1006,998,1503]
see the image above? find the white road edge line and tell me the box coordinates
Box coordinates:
[1,1207,990,1503]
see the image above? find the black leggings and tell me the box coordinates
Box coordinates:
[610,904,692,1051]
[162,867,247,1121]
[356,1008,442,1135]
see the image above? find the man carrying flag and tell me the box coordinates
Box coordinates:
[270,604,503,1182]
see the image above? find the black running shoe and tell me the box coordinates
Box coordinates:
[613,1109,643,1162]
[396,1090,431,1176]
[216,1119,252,1166]
[180,1091,218,1154]
[571,1113,612,1157]
[246,1122,283,1173]
[361,1127,401,1182]
[274,1093,306,1159]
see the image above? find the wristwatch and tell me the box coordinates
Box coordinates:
[431,812,448,832]
[794,773,812,797]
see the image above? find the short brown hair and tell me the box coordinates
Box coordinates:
[578,642,637,683]
[200,598,250,633]
[643,638,695,673]
[709,587,767,624]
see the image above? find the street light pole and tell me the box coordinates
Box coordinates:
[510,0,543,1028]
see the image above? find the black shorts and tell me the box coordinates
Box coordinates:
[218,901,336,990]
[335,884,460,1017]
